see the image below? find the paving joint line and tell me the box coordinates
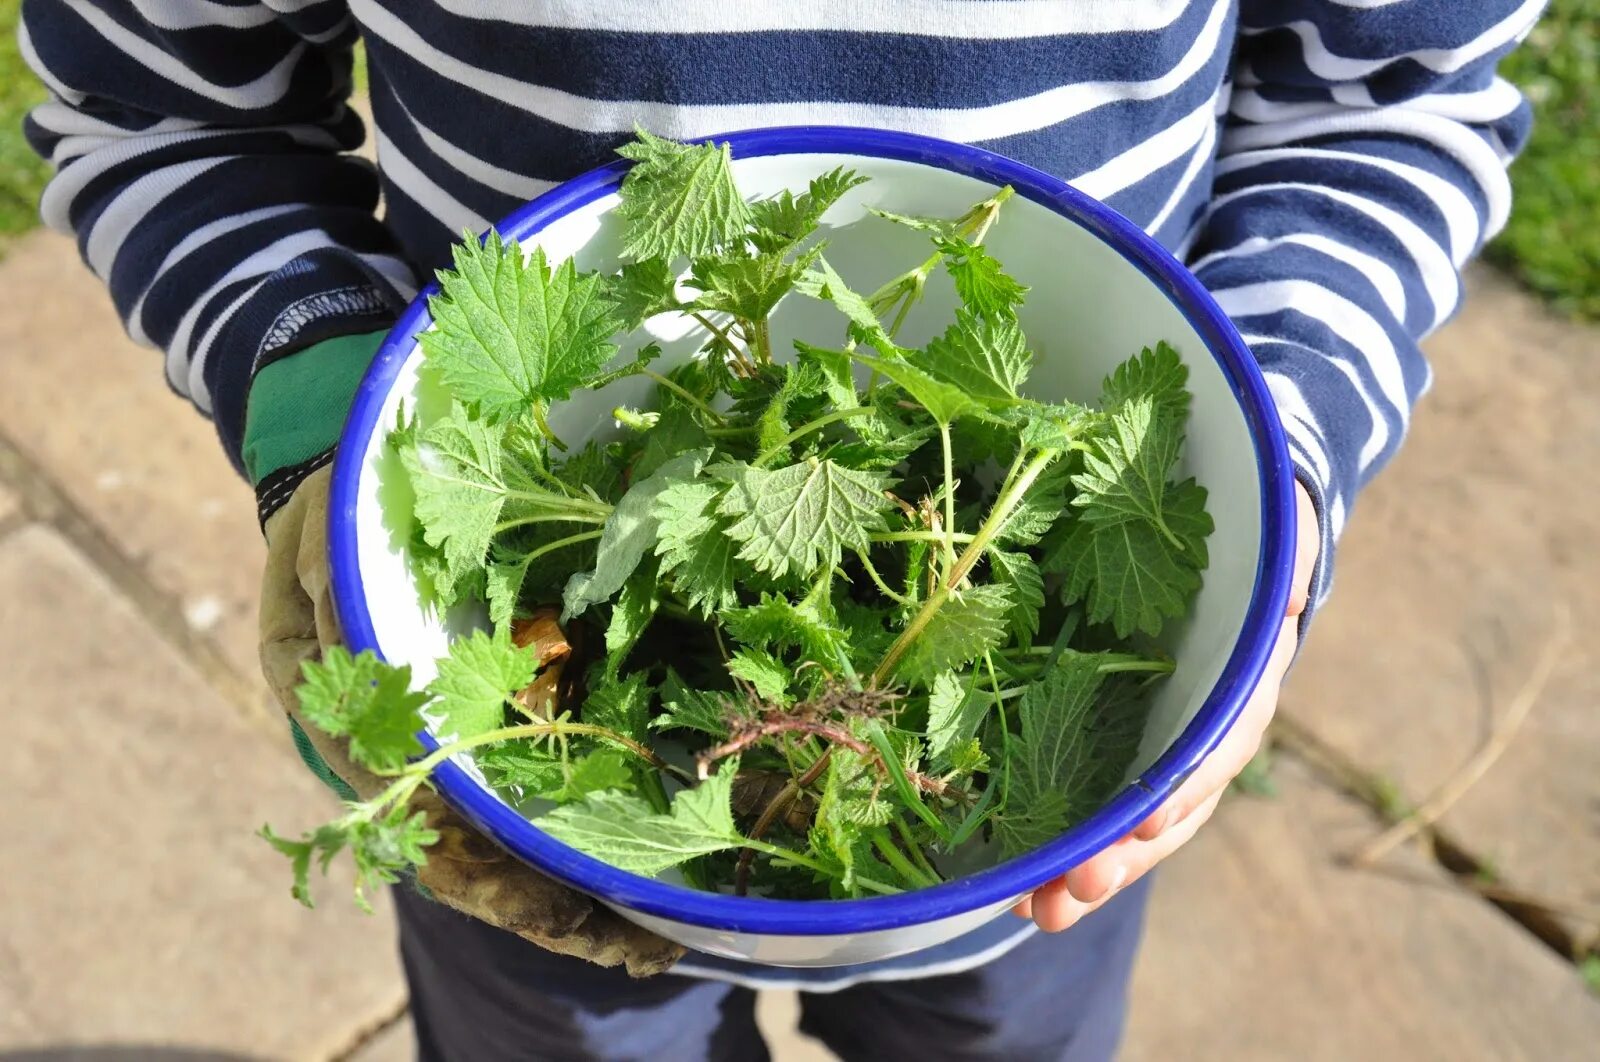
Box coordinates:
[1271,710,1585,964]
[0,427,280,737]
[321,992,409,1061]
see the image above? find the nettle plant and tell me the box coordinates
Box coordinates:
[263,130,1213,908]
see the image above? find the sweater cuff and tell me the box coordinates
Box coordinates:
[207,247,413,476]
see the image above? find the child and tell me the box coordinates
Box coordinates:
[21,1,1538,1057]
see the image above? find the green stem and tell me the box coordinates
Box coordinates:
[505,530,605,578]
[870,530,976,546]
[854,550,909,605]
[870,449,1058,685]
[939,422,957,571]
[893,817,942,882]
[530,403,567,452]
[503,489,611,518]
[494,512,608,534]
[871,828,936,888]
[753,405,879,466]
[641,369,728,424]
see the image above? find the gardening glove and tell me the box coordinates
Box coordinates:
[245,330,684,977]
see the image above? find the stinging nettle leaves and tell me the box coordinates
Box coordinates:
[937,237,1030,320]
[916,310,1033,408]
[1101,341,1189,424]
[423,232,621,423]
[297,647,430,774]
[428,627,536,742]
[895,583,1014,683]
[615,128,752,261]
[651,480,740,616]
[717,459,893,580]
[750,166,869,253]
[995,652,1108,858]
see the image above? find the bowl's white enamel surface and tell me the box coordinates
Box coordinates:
[342,148,1281,966]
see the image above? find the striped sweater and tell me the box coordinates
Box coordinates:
[21,0,1542,988]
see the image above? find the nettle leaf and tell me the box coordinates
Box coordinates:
[795,256,898,352]
[477,738,565,794]
[428,628,535,742]
[988,549,1045,646]
[724,593,852,671]
[609,257,679,330]
[995,653,1107,858]
[262,804,437,912]
[652,480,739,616]
[584,671,653,742]
[937,237,1029,320]
[717,460,892,580]
[296,648,430,773]
[996,459,1071,546]
[726,647,790,703]
[1101,342,1189,424]
[756,361,828,456]
[553,750,636,802]
[926,670,988,767]
[423,233,620,421]
[793,340,860,412]
[603,558,661,675]
[562,449,710,620]
[749,166,868,253]
[538,762,746,875]
[615,129,751,261]
[865,206,960,239]
[395,407,505,592]
[689,245,822,324]
[557,441,627,504]
[1073,397,1189,532]
[1049,488,1209,639]
[894,584,1013,684]
[653,670,737,739]
[851,351,980,426]
[484,550,528,631]
[1020,402,1099,453]
[916,310,1032,408]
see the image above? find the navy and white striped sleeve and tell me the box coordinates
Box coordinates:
[1187,0,1542,610]
[19,0,417,472]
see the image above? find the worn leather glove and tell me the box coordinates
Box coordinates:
[245,330,683,977]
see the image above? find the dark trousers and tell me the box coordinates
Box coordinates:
[392,876,1151,1062]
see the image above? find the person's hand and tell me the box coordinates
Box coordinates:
[248,332,683,977]
[1014,482,1319,932]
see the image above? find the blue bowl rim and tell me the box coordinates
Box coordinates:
[329,124,1296,936]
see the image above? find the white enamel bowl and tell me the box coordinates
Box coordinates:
[329,126,1296,968]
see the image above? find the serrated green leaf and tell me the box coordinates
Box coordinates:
[557,440,627,504]
[988,549,1045,646]
[1072,397,1190,534]
[262,804,437,913]
[755,361,828,456]
[484,550,528,631]
[726,648,790,703]
[936,237,1029,320]
[651,480,739,616]
[603,558,661,675]
[1048,508,1206,639]
[749,167,868,253]
[553,749,636,802]
[296,647,429,774]
[690,245,821,324]
[851,351,981,426]
[1019,402,1098,452]
[477,738,565,794]
[428,628,535,742]
[947,738,990,777]
[1102,341,1189,424]
[615,129,751,261]
[717,460,892,580]
[925,670,988,767]
[609,257,679,330]
[724,593,851,671]
[996,459,1071,546]
[793,340,860,412]
[995,652,1108,858]
[915,310,1032,407]
[794,256,898,352]
[422,232,620,421]
[538,763,745,875]
[652,670,736,739]
[563,449,710,620]
[894,584,1013,683]
[584,671,653,742]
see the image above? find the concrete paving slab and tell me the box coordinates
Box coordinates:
[346,1017,412,1062]
[0,231,265,683]
[0,478,18,524]
[1284,266,1600,938]
[0,525,404,1056]
[1123,759,1600,1061]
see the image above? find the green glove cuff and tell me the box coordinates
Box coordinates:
[242,330,390,488]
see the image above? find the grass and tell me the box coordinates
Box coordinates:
[0,1,51,249]
[0,13,1592,316]
[1489,0,1600,320]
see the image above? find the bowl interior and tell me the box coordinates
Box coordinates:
[347,149,1271,894]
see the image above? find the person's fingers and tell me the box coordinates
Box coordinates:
[1011,895,1033,919]
[1288,482,1320,618]
[1029,875,1089,933]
